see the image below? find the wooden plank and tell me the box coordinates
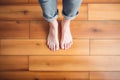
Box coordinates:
[91,40,120,56]
[30,21,49,39]
[0,71,89,80]
[0,56,28,65]
[1,39,89,55]
[0,5,43,20]
[88,4,120,20]
[0,65,28,71]
[83,0,120,3]
[0,39,1,55]
[71,21,120,39]
[90,72,120,80]
[30,21,61,39]
[30,21,120,39]
[0,56,28,71]
[0,0,28,4]
[0,71,88,80]
[0,4,87,20]
[1,20,119,39]
[0,21,29,39]
[29,56,120,71]
[29,0,120,4]
[89,21,120,39]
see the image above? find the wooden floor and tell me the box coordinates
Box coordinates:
[0,0,120,80]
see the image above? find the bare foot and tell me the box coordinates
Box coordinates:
[61,19,73,50]
[47,20,59,51]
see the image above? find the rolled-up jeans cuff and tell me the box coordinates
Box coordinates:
[62,11,79,21]
[43,10,59,22]
[43,14,58,22]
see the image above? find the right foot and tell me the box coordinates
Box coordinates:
[47,20,59,51]
[61,20,73,50]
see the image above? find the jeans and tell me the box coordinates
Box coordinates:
[38,0,83,22]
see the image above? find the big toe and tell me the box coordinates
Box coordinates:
[48,43,59,51]
[61,43,65,49]
[64,42,73,50]
[53,44,56,51]
[65,43,70,49]
[64,43,69,49]
[55,43,59,50]
[49,44,54,51]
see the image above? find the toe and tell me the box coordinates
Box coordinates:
[66,43,70,49]
[64,44,67,49]
[55,44,59,50]
[53,44,56,51]
[70,41,73,46]
[65,42,72,49]
[61,43,64,49]
[49,44,53,51]
[47,41,49,46]
[51,44,55,51]
[47,39,50,45]
[64,43,70,49]
[69,43,72,48]
[69,42,72,48]
[48,45,52,50]
[64,44,66,50]
[48,43,50,48]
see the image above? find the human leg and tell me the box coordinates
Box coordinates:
[38,0,58,22]
[38,0,59,51]
[61,0,83,49]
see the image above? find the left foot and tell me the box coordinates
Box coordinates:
[61,19,73,49]
[47,20,59,51]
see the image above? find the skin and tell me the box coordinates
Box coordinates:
[47,19,73,51]
[61,19,73,50]
[47,20,59,51]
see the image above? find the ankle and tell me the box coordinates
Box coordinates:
[49,20,58,29]
[61,20,71,29]
[62,18,71,24]
[49,20,58,25]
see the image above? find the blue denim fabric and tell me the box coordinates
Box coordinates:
[38,0,83,22]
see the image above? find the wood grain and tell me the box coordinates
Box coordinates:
[30,21,49,39]
[0,21,29,39]
[84,0,120,3]
[0,65,28,71]
[91,40,120,56]
[0,5,43,20]
[90,72,120,80]
[71,21,120,39]
[0,1,120,79]
[0,0,28,4]
[1,39,89,55]
[89,21,120,39]
[0,71,89,80]
[29,56,120,71]
[0,4,87,20]
[30,21,120,39]
[88,4,120,20]
[29,0,120,4]
[0,20,120,39]
[0,56,28,71]
[30,21,62,39]
[0,56,28,65]
[0,39,1,55]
